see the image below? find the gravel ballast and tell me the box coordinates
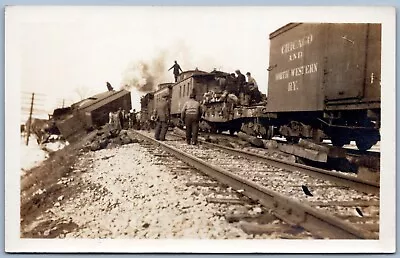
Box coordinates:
[25,142,290,239]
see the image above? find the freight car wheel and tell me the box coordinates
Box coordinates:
[229,129,236,136]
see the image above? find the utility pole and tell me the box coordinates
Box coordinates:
[25,93,35,146]
[62,99,65,108]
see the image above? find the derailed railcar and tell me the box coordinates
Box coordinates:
[76,90,131,128]
[56,90,132,140]
[266,23,381,150]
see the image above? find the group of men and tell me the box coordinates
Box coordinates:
[168,61,261,106]
[222,70,262,106]
[153,92,201,145]
[161,61,261,144]
[109,108,138,130]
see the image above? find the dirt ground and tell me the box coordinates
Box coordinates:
[20,132,95,238]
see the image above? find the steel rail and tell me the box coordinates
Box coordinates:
[170,132,379,194]
[134,130,378,239]
[201,141,380,195]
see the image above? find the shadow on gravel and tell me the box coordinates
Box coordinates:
[23,219,80,238]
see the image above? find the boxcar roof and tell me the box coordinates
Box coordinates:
[269,23,301,39]
[76,89,131,112]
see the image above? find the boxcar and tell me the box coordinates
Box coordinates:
[266,23,381,150]
[56,90,132,140]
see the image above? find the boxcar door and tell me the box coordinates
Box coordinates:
[324,24,369,101]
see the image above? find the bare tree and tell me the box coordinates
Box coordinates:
[74,86,93,100]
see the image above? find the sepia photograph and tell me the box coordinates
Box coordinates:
[5,5,396,253]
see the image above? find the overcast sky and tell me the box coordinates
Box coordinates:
[6,6,393,121]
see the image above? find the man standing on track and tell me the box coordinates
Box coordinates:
[181,92,202,145]
[154,94,170,141]
[168,61,183,82]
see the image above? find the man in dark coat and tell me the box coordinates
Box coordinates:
[168,61,183,82]
[106,82,114,91]
[154,94,170,141]
[181,92,202,145]
[235,70,247,105]
[117,108,125,129]
[226,73,238,96]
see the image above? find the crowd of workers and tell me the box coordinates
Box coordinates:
[169,61,262,107]
[215,70,263,106]
[106,62,264,147]
[108,108,140,130]
[152,61,263,144]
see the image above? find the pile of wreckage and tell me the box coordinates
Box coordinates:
[83,124,139,152]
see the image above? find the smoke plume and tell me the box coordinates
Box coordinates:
[121,52,168,93]
[120,41,218,93]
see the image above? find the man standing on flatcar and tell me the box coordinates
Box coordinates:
[226,73,238,96]
[168,61,183,82]
[235,70,246,105]
[246,72,262,104]
[181,92,202,145]
[154,94,170,141]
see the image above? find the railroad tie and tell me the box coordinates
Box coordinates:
[239,221,301,236]
[225,213,276,224]
[206,197,244,205]
[185,182,220,187]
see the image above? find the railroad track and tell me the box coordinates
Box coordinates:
[199,131,380,178]
[203,131,380,159]
[135,138,316,239]
[172,131,379,193]
[133,130,379,239]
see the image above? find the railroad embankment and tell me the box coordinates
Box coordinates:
[20,130,274,239]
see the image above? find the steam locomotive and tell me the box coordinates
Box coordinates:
[140,23,381,151]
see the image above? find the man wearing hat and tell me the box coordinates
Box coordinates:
[181,91,202,145]
[168,61,183,82]
[154,94,170,141]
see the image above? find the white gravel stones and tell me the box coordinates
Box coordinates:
[42,143,256,239]
[32,188,47,196]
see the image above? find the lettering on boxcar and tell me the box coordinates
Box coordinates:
[288,80,299,91]
[289,51,303,61]
[281,34,313,55]
[290,63,318,77]
[275,70,290,81]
